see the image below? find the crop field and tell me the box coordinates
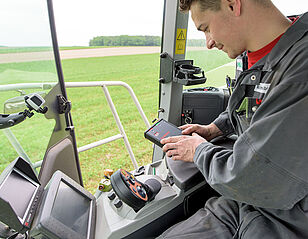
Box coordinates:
[0,49,234,193]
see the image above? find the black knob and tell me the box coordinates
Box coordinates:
[8,119,14,126]
[144,178,162,201]
[160,52,168,58]
[159,78,165,84]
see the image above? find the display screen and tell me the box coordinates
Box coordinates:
[31,95,42,106]
[51,180,91,238]
[0,170,37,219]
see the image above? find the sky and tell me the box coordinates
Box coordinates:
[54,0,308,46]
[52,0,165,46]
[1,0,308,47]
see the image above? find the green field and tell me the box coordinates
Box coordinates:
[0,46,140,54]
[0,49,234,193]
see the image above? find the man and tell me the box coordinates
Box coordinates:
[158,0,308,238]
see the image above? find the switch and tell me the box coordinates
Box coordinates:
[113,198,123,209]
[107,192,116,200]
[128,176,135,185]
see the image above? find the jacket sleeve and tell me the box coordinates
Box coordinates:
[212,109,235,136]
[194,48,308,210]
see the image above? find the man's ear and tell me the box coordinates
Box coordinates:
[225,0,241,17]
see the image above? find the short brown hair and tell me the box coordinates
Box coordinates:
[179,0,221,12]
[179,0,271,12]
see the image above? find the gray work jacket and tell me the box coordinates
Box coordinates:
[194,12,308,238]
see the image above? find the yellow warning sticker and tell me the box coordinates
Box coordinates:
[175,28,187,55]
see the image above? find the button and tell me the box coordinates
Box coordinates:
[107,192,116,200]
[113,198,123,208]
[252,106,258,112]
[251,75,256,81]
[137,186,146,198]
[128,177,135,185]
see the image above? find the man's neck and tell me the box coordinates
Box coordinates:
[243,2,292,52]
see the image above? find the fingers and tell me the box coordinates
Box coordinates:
[169,155,182,161]
[161,134,203,152]
[162,142,178,153]
[161,135,191,154]
[181,124,199,135]
[164,145,188,161]
[179,124,193,130]
[160,135,186,145]
[165,148,177,157]
[165,149,182,161]
[161,136,185,153]
[161,134,206,163]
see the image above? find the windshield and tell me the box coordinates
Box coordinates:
[0,0,57,173]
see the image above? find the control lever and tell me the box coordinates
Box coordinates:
[110,169,161,212]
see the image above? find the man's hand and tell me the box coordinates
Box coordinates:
[180,123,223,141]
[161,133,206,162]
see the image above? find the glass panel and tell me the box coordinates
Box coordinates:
[186,14,235,88]
[0,0,57,173]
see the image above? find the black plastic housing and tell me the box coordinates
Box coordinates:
[182,87,229,125]
[30,171,96,239]
[144,119,182,148]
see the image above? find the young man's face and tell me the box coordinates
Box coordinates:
[190,1,246,59]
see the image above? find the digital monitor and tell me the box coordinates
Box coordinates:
[0,169,39,221]
[30,171,96,239]
[51,180,91,237]
[0,157,42,234]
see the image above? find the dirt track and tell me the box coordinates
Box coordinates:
[60,46,161,59]
[0,46,208,64]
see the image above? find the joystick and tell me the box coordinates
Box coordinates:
[110,169,161,212]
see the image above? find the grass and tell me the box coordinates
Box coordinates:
[0,47,53,54]
[186,50,234,87]
[0,49,234,193]
[0,115,55,169]
[62,54,162,192]
[0,46,148,54]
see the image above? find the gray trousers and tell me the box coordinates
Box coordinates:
[157,197,239,239]
[157,196,307,239]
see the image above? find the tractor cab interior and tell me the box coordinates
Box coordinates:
[0,0,239,238]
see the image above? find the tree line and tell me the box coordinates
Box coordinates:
[89,35,161,46]
[89,35,205,47]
